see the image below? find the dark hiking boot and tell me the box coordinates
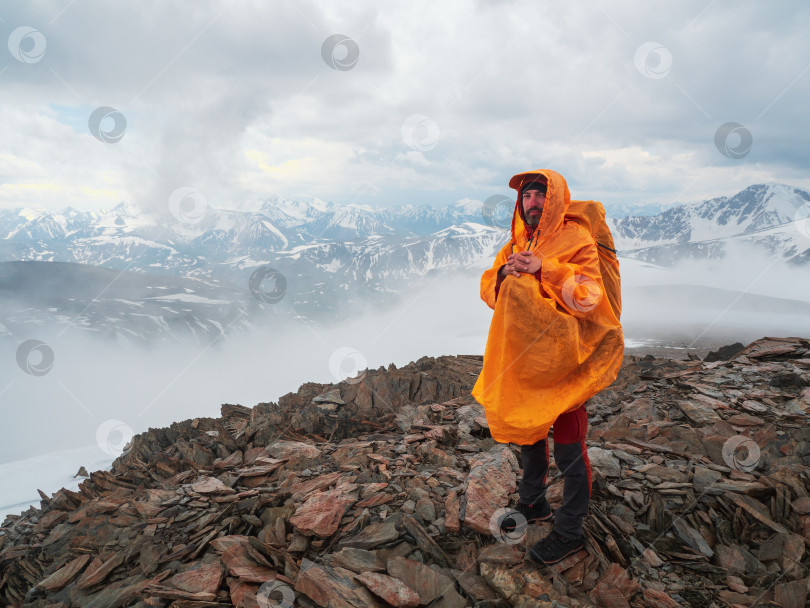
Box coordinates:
[529,530,584,565]
[500,500,553,532]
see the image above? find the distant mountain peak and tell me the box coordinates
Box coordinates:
[450,198,485,215]
[610,182,810,265]
[17,207,44,221]
[112,200,148,217]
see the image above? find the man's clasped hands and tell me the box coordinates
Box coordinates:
[501,250,542,278]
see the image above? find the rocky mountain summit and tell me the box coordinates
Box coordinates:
[2,337,810,608]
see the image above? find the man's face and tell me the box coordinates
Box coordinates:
[522,189,546,227]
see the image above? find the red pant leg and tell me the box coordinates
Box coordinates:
[551,403,591,496]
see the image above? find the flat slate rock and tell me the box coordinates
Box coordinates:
[356,571,420,608]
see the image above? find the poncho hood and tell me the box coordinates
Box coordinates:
[509,169,571,249]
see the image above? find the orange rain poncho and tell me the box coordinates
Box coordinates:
[471,169,624,445]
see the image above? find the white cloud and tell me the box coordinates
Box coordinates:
[0,0,808,210]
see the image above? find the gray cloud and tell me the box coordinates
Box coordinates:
[0,0,808,211]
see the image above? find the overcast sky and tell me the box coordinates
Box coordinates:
[1,1,808,213]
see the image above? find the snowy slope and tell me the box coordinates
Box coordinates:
[0,445,115,523]
[611,184,806,245]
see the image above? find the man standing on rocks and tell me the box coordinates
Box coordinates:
[472,169,624,565]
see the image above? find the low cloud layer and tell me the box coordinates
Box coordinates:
[3,246,810,464]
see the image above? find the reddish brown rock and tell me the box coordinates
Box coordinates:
[445,490,460,533]
[562,557,588,585]
[642,588,683,608]
[548,549,589,574]
[792,497,810,514]
[140,583,218,602]
[266,439,322,460]
[597,563,639,599]
[356,572,420,607]
[386,556,467,608]
[36,553,92,591]
[339,520,399,550]
[287,471,344,501]
[226,576,260,608]
[220,544,259,573]
[190,476,234,494]
[463,446,517,535]
[642,548,663,567]
[330,547,385,573]
[478,562,524,601]
[758,532,806,579]
[454,541,477,573]
[229,565,280,583]
[170,560,225,595]
[451,569,499,601]
[714,544,749,574]
[290,488,356,538]
[476,543,523,566]
[75,551,126,589]
[593,583,631,608]
[32,510,68,533]
[774,579,808,608]
[210,535,251,553]
[726,575,748,593]
[294,559,379,608]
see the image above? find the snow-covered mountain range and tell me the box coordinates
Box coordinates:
[610,184,810,266]
[1,183,808,343]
